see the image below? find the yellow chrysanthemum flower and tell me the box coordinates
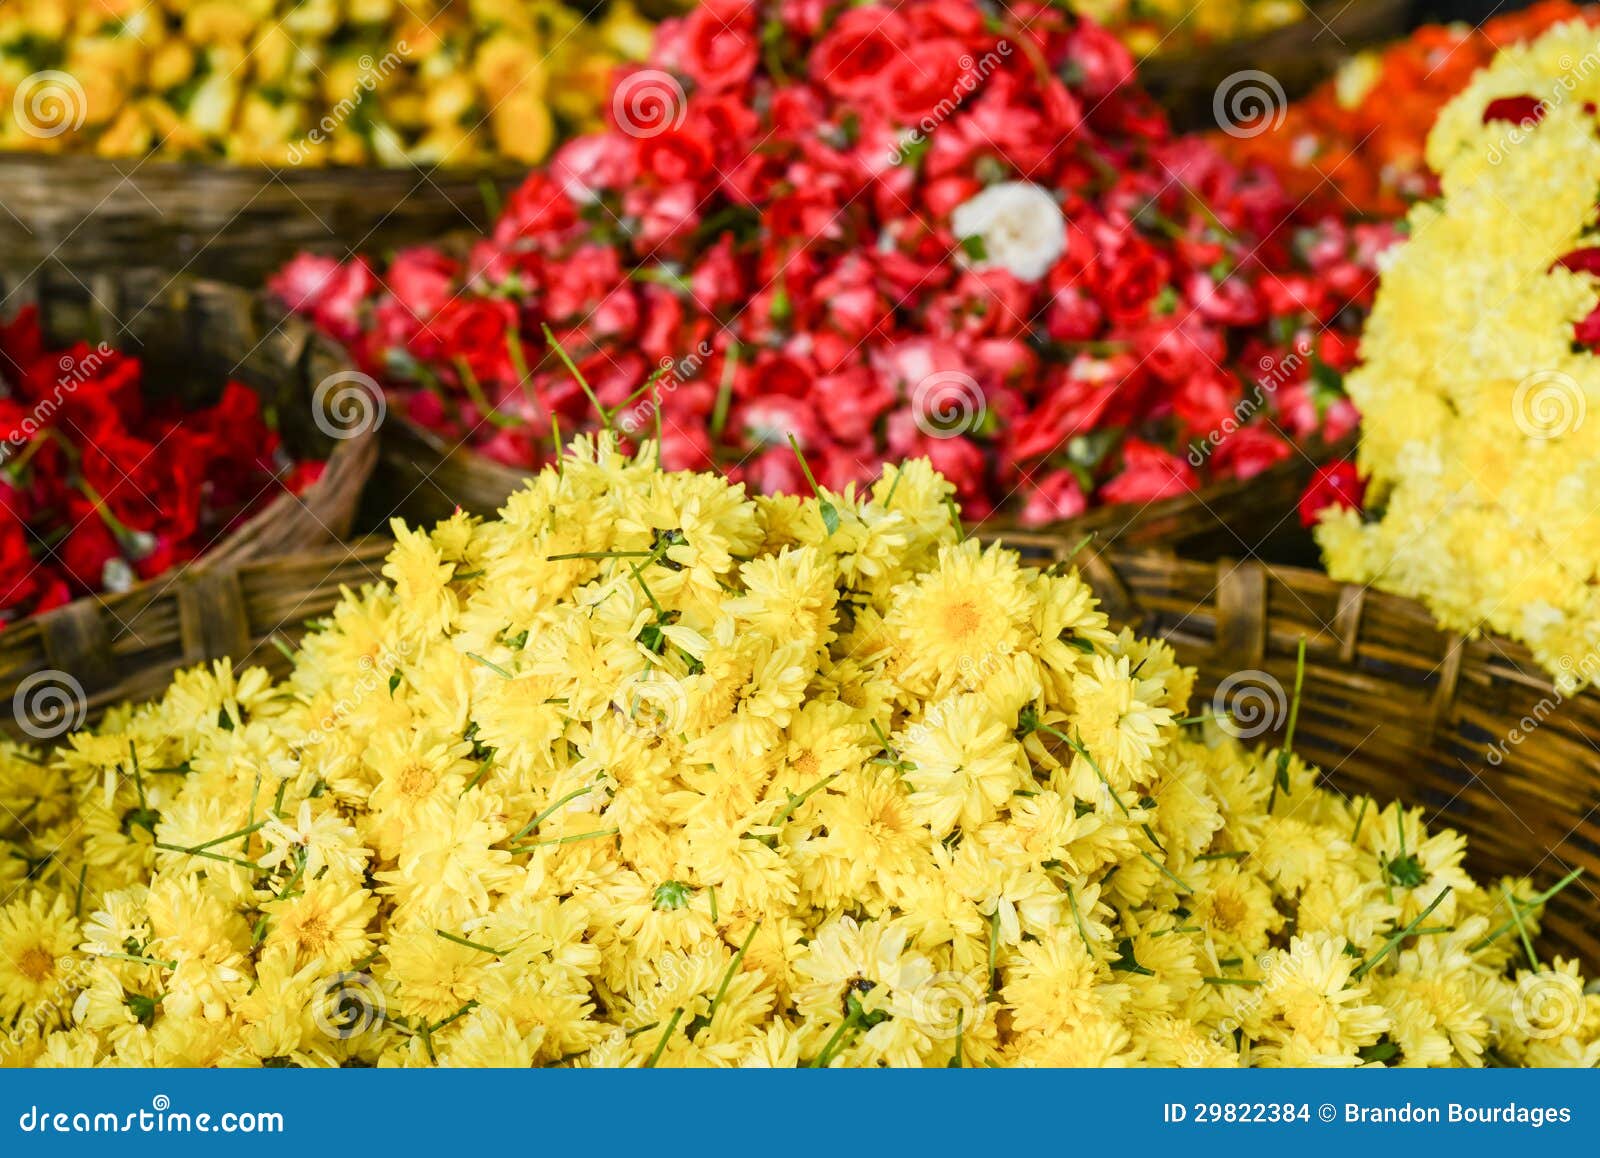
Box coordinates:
[0,436,1591,1068]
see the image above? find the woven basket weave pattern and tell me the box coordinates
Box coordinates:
[0,272,379,734]
[991,533,1600,969]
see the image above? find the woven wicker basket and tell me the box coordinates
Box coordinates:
[990,533,1600,968]
[0,154,518,286]
[0,541,390,740]
[0,270,380,736]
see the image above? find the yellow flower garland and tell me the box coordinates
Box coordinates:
[0,0,657,166]
[1,438,1594,1067]
[1318,20,1600,688]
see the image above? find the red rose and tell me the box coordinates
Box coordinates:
[30,576,71,615]
[0,306,45,374]
[809,6,909,100]
[492,172,579,244]
[56,499,125,592]
[814,365,895,442]
[885,38,970,123]
[267,253,343,314]
[386,247,461,321]
[1210,426,1292,481]
[1045,284,1103,342]
[1018,468,1087,528]
[1299,460,1365,527]
[678,0,761,92]
[1098,239,1171,327]
[0,512,39,612]
[283,461,326,496]
[414,297,519,387]
[269,256,374,342]
[1063,19,1135,101]
[1099,438,1197,505]
[637,127,714,186]
[1005,365,1117,461]
[1482,95,1544,126]
[82,428,203,539]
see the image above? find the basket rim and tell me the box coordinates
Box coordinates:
[379,403,1352,546]
[0,149,527,183]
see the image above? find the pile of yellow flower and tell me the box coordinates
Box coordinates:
[0,0,656,166]
[1075,0,1305,55]
[1315,19,1600,687]
[2,438,1595,1067]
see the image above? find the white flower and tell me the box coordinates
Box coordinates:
[949,181,1066,282]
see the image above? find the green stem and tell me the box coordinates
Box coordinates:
[645,1007,684,1068]
[1353,887,1452,980]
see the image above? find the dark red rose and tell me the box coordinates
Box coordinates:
[1098,239,1172,326]
[0,512,39,612]
[1482,95,1544,126]
[1299,460,1366,527]
[414,297,519,387]
[55,499,125,592]
[82,428,203,539]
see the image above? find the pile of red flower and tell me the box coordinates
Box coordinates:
[0,308,324,625]
[272,0,1395,525]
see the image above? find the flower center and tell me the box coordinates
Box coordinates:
[17,946,54,983]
